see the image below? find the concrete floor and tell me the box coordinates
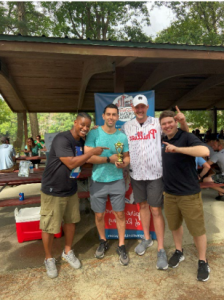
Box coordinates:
[0,184,224,299]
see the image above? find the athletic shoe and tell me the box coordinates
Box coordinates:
[134,238,154,256]
[168,249,185,268]
[197,260,210,282]
[156,249,168,270]
[95,239,109,259]
[44,258,58,279]
[61,250,81,269]
[116,245,129,266]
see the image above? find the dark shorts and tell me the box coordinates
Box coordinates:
[89,179,125,213]
[130,177,164,207]
[164,192,206,237]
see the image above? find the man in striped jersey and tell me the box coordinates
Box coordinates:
[121,94,188,270]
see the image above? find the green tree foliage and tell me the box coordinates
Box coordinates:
[155,2,224,45]
[184,110,224,132]
[0,1,53,36]
[0,97,17,139]
[41,1,151,41]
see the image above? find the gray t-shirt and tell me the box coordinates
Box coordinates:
[41,130,84,197]
[206,144,215,158]
[210,149,224,175]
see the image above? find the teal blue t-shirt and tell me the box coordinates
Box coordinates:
[85,127,129,182]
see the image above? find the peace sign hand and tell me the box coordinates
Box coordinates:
[174,106,186,125]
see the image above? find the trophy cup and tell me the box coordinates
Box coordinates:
[115,141,124,163]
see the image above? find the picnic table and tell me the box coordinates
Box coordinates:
[16,155,46,161]
[0,169,44,192]
[0,165,92,193]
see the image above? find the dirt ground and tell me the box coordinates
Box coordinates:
[0,185,224,300]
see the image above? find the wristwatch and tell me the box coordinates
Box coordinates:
[107,157,110,163]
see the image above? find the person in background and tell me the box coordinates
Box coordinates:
[205,140,224,200]
[195,157,211,182]
[217,129,224,140]
[195,129,202,141]
[205,139,217,159]
[24,137,39,156]
[203,128,212,142]
[24,137,40,164]
[35,135,45,149]
[0,137,17,172]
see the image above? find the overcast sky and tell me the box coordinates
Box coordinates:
[144,2,176,38]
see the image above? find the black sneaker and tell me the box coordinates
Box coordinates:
[116,245,129,266]
[168,249,185,268]
[197,260,210,282]
[95,239,108,259]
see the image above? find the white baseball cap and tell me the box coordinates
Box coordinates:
[132,94,148,107]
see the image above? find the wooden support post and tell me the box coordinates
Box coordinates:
[23,111,28,144]
[114,67,124,93]
[213,107,217,135]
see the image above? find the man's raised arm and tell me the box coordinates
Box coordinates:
[163,142,210,157]
[174,106,189,132]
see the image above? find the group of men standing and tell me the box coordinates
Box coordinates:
[40,95,210,282]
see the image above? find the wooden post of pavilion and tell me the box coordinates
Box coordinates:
[23,111,28,145]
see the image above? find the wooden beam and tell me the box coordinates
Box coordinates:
[3,41,224,61]
[139,61,224,91]
[114,67,124,93]
[0,59,28,111]
[168,75,224,109]
[77,58,114,110]
[206,97,224,110]
[116,57,136,67]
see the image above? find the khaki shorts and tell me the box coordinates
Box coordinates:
[40,191,80,234]
[164,192,206,237]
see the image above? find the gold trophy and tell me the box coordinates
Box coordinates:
[115,141,124,163]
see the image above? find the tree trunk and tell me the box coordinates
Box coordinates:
[29,112,39,138]
[13,112,24,149]
[17,2,40,140]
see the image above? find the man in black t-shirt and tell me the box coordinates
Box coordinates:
[159,110,210,282]
[40,113,107,279]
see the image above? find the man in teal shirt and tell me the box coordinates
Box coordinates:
[85,104,130,266]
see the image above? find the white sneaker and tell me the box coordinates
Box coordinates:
[44,258,58,279]
[62,250,81,269]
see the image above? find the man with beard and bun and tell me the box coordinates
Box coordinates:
[40,113,107,279]
[160,110,210,281]
[121,94,188,270]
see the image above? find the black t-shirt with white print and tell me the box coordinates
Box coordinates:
[41,130,84,197]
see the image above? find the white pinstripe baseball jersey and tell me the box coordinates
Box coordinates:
[121,116,163,180]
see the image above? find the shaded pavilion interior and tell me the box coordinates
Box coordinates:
[1,34,224,134]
